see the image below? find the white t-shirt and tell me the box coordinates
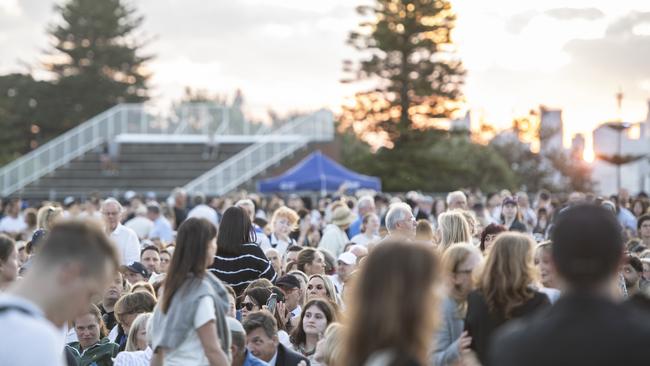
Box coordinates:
[350,233,380,247]
[111,224,141,265]
[0,215,27,234]
[164,296,216,366]
[0,293,65,366]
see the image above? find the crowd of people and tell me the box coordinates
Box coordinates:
[0,186,650,366]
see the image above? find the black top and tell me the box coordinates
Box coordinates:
[490,292,650,366]
[98,304,117,331]
[464,289,549,365]
[174,206,187,229]
[276,343,310,366]
[209,243,276,295]
[507,218,527,232]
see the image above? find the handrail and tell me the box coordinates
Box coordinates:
[0,103,270,196]
[184,109,334,195]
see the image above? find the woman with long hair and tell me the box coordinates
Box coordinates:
[307,274,339,305]
[340,240,441,366]
[434,243,483,366]
[350,213,381,247]
[150,218,230,366]
[464,232,550,364]
[210,206,276,295]
[114,313,153,366]
[437,211,472,250]
[290,298,338,361]
[297,248,326,276]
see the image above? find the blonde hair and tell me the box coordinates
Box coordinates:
[308,274,339,305]
[36,206,63,230]
[415,219,435,242]
[438,211,472,250]
[130,281,157,300]
[317,323,344,366]
[125,313,151,351]
[271,206,300,231]
[479,232,537,319]
[441,243,482,318]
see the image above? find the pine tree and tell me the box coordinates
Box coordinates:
[45,0,151,131]
[340,0,465,148]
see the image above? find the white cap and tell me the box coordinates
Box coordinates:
[227,316,245,334]
[338,252,357,265]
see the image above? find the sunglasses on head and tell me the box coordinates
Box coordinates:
[240,302,256,311]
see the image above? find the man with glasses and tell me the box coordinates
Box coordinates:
[101,198,140,265]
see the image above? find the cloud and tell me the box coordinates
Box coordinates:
[605,11,650,36]
[505,10,538,34]
[544,8,605,21]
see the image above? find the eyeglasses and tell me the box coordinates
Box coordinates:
[240,302,256,311]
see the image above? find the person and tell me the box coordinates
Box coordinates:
[124,205,154,240]
[329,252,356,295]
[228,316,268,366]
[638,214,650,247]
[170,187,188,229]
[313,323,343,366]
[0,198,27,236]
[240,287,273,322]
[113,292,156,351]
[383,202,417,242]
[140,245,161,275]
[319,205,356,258]
[623,255,644,297]
[244,310,310,366]
[437,211,472,250]
[532,207,550,238]
[102,198,141,265]
[349,213,380,247]
[291,298,338,361]
[276,274,304,326]
[66,303,120,366]
[36,205,64,231]
[236,199,271,248]
[100,271,126,332]
[340,240,441,366]
[490,204,650,366]
[415,219,435,243]
[306,274,339,305]
[147,202,174,243]
[534,241,561,303]
[348,196,376,238]
[499,196,527,233]
[479,224,506,253]
[297,248,325,277]
[0,234,19,291]
[446,191,468,211]
[113,314,153,366]
[210,206,276,295]
[0,220,119,365]
[465,232,550,365]
[516,192,537,232]
[158,248,172,272]
[283,245,303,271]
[121,262,150,285]
[187,193,219,228]
[265,248,283,278]
[434,243,482,366]
[150,217,230,366]
[131,282,157,299]
[414,195,434,222]
[346,245,368,264]
[22,207,37,237]
[264,207,299,257]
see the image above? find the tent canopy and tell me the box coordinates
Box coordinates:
[257,151,381,194]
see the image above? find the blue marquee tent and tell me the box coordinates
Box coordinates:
[257,151,381,194]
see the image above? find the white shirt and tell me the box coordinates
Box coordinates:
[113,347,153,366]
[0,293,65,366]
[290,305,302,319]
[350,233,380,247]
[111,224,141,265]
[149,216,174,243]
[318,224,349,258]
[262,233,295,257]
[0,215,26,234]
[187,204,219,227]
[164,296,216,366]
[329,274,344,294]
[125,216,154,240]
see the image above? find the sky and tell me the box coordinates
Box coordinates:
[2,0,650,151]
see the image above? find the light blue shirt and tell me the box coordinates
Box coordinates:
[268,350,278,366]
[244,350,269,366]
[149,216,174,243]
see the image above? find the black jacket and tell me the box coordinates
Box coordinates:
[490,292,650,366]
[464,289,549,365]
[276,343,310,366]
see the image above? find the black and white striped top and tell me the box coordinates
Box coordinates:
[209,243,276,295]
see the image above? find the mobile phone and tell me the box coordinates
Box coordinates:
[266,293,278,314]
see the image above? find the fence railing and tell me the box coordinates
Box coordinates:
[0,103,269,196]
[184,109,334,195]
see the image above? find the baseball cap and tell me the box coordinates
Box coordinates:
[226,317,244,334]
[275,274,301,289]
[121,261,150,278]
[502,196,517,206]
[63,196,76,207]
[338,252,357,265]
